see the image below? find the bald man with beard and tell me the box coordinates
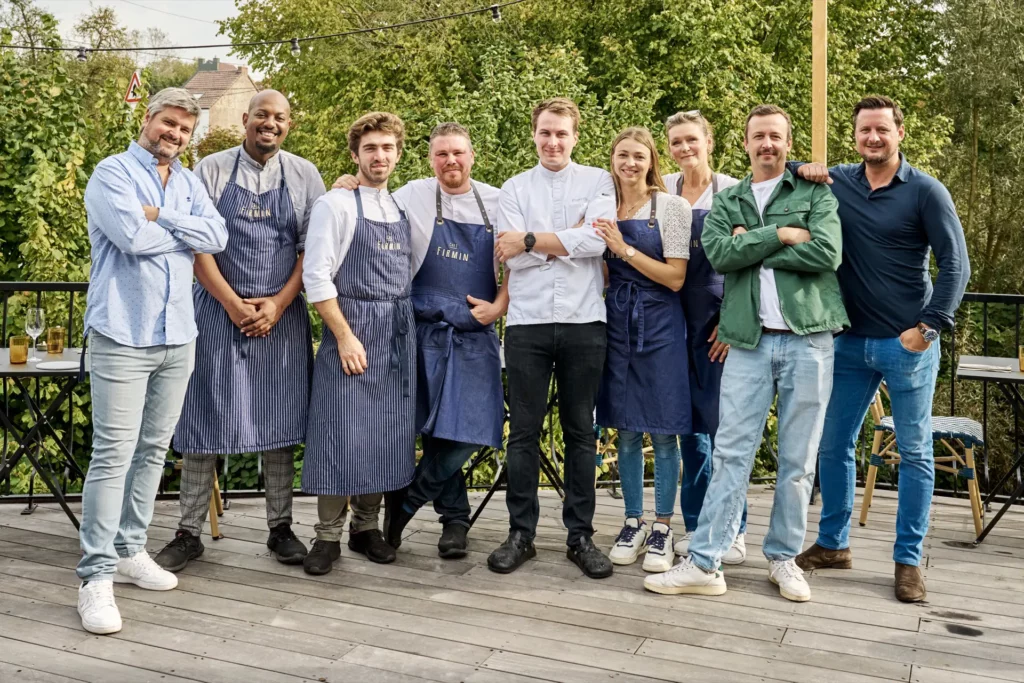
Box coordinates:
[155,90,326,573]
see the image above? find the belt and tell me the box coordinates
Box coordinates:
[761,327,793,335]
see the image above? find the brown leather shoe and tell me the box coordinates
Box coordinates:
[895,563,927,602]
[795,543,853,571]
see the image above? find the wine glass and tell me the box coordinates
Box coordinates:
[25,308,45,362]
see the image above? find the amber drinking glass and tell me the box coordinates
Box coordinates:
[9,336,29,364]
[47,327,65,354]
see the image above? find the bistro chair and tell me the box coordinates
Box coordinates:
[859,383,985,536]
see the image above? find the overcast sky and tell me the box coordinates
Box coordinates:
[36,0,256,74]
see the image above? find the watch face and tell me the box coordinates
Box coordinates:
[626,247,636,256]
[524,233,536,248]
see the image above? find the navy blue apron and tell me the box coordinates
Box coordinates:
[678,175,725,436]
[412,183,503,449]
[302,187,416,496]
[596,194,690,435]
[174,150,313,454]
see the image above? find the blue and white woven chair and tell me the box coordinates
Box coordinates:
[859,383,985,536]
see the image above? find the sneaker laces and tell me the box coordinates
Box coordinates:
[773,560,804,582]
[614,524,641,546]
[665,556,696,574]
[647,528,668,552]
[166,530,194,551]
[271,524,298,542]
[82,582,116,610]
[309,539,332,553]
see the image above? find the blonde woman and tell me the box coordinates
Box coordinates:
[663,110,746,564]
[595,127,691,572]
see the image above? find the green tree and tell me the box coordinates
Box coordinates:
[197,126,243,159]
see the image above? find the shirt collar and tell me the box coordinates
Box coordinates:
[536,161,574,181]
[238,142,281,171]
[127,140,183,173]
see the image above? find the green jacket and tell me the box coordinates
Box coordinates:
[703,169,849,350]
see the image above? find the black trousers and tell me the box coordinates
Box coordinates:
[504,322,607,546]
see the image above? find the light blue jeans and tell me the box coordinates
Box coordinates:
[689,331,834,571]
[815,334,940,566]
[680,433,748,534]
[77,334,196,582]
[618,430,681,520]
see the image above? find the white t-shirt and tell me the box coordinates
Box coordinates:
[624,192,692,259]
[750,174,788,330]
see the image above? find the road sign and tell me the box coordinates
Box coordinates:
[124,70,143,107]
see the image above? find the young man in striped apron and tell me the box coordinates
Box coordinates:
[490,98,617,579]
[332,123,508,559]
[155,91,323,573]
[301,112,416,575]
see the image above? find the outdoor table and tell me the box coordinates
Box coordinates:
[0,348,86,529]
[956,354,1024,543]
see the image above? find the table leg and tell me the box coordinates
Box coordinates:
[975,382,1024,544]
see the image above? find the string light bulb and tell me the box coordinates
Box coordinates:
[290,38,301,57]
[76,47,88,62]
[490,4,501,21]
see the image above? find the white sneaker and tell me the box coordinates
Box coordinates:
[769,559,811,602]
[642,523,674,573]
[609,518,648,565]
[78,581,122,634]
[644,556,727,596]
[114,550,178,591]
[673,530,693,556]
[722,533,747,565]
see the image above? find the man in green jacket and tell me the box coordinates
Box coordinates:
[645,105,848,603]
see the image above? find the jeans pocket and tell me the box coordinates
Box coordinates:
[806,331,834,350]
[898,337,928,355]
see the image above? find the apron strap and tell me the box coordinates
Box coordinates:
[390,299,413,398]
[648,192,658,229]
[677,174,721,198]
[435,183,493,233]
[228,149,243,186]
[612,282,647,354]
[353,186,365,220]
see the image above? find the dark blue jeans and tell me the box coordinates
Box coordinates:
[404,435,480,529]
[816,334,940,566]
[679,433,748,534]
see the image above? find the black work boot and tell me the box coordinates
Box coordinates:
[267,523,307,565]
[154,530,204,573]
[487,531,536,574]
[567,536,614,579]
[303,539,341,575]
[348,529,396,564]
[437,523,469,559]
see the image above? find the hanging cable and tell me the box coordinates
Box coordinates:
[0,0,527,55]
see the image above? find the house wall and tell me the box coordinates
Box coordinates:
[208,79,258,134]
[194,109,211,143]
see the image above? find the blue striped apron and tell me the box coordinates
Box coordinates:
[412,183,503,449]
[302,187,416,496]
[678,175,725,436]
[596,195,691,435]
[174,150,313,454]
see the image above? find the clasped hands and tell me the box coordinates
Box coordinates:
[227,296,284,338]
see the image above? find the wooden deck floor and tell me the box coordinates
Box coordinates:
[0,485,1022,683]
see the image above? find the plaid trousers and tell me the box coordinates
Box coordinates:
[178,448,295,537]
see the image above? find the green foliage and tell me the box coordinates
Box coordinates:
[197,126,244,159]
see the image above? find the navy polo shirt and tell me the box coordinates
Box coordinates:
[801,155,970,338]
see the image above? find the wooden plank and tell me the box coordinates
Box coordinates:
[919,617,1024,648]
[0,661,88,683]
[911,665,1013,683]
[0,635,200,683]
[479,651,676,683]
[784,629,1024,681]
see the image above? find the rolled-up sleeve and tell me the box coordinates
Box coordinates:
[555,186,616,259]
[155,174,228,254]
[303,195,354,303]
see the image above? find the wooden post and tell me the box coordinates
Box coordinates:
[811,0,828,164]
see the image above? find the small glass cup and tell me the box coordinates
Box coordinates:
[9,336,29,364]
[47,327,65,355]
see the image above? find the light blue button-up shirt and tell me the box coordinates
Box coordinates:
[84,141,228,348]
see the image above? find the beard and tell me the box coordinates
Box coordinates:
[360,160,392,184]
[861,145,896,165]
[438,167,468,190]
[251,129,280,154]
[141,132,184,161]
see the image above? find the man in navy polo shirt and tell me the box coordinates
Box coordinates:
[793,95,970,603]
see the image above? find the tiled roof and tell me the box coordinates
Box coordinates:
[183,70,257,109]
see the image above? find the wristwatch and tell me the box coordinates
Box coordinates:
[524,232,536,253]
[917,323,939,343]
[624,247,637,261]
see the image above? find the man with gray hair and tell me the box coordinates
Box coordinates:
[156,90,324,574]
[77,87,227,635]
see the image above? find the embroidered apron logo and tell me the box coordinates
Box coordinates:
[436,242,470,262]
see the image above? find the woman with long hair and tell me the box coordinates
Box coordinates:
[662,110,747,565]
[595,127,692,573]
